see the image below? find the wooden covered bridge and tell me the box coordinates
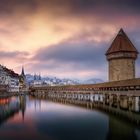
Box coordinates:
[30,78,140,93]
[29,78,140,102]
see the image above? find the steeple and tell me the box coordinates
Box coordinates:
[21,66,25,76]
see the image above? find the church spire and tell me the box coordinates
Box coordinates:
[21,66,25,76]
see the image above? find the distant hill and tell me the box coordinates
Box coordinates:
[25,74,103,86]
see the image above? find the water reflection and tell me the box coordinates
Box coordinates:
[0,95,140,140]
[107,115,138,140]
[19,96,26,120]
[0,97,20,125]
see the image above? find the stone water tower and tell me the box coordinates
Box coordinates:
[106,29,138,81]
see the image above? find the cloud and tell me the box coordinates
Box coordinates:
[0,0,140,80]
[0,0,139,53]
[35,0,140,22]
[31,40,108,79]
[0,51,28,58]
[0,51,30,71]
[34,41,105,63]
[0,0,37,16]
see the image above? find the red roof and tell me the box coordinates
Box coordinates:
[106,28,138,55]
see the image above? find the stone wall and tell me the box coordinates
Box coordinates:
[109,58,135,81]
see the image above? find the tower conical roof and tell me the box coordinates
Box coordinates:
[106,28,138,55]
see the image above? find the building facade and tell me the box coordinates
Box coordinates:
[32,74,42,85]
[0,65,19,92]
[106,29,138,81]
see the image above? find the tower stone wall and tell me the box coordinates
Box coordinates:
[109,58,135,81]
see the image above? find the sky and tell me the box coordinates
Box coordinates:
[0,0,140,81]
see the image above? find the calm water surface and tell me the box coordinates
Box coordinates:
[0,95,140,140]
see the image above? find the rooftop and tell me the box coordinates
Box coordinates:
[106,28,138,55]
[0,64,19,78]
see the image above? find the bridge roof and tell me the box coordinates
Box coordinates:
[106,28,138,55]
[87,78,140,88]
[66,78,140,89]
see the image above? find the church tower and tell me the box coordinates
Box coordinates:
[106,29,138,81]
[19,66,26,89]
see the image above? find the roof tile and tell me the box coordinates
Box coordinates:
[106,28,138,55]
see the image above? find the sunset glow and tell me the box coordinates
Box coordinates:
[0,0,140,80]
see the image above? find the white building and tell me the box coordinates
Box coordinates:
[0,65,19,92]
[32,74,42,85]
[9,76,19,92]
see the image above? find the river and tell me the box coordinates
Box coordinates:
[0,95,140,140]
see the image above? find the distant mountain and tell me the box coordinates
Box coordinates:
[83,79,103,84]
[25,74,103,86]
